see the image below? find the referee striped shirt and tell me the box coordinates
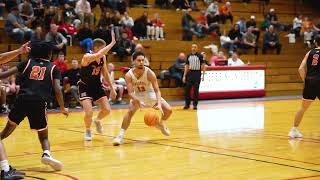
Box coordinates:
[186,53,204,70]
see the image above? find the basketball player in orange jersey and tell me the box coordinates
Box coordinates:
[0,42,30,180]
[113,52,172,146]
[289,35,320,138]
[78,31,117,141]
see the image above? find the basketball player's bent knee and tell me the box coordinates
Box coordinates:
[100,106,111,116]
[84,109,93,119]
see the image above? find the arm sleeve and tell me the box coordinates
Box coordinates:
[16,60,29,73]
[52,66,62,80]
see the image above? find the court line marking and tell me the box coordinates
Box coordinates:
[58,128,320,173]
[284,174,320,180]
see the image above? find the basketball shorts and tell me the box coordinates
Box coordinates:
[8,97,48,131]
[135,93,165,108]
[78,82,107,102]
[302,79,320,101]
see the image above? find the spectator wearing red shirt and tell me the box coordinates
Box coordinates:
[147,13,165,40]
[53,51,68,76]
[197,10,209,33]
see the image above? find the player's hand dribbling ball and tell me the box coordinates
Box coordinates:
[144,111,159,127]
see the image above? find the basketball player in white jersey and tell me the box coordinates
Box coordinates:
[113,52,172,146]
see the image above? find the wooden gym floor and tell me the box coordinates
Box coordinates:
[1,98,320,180]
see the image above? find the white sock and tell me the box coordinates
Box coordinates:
[1,160,10,172]
[119,129,125,137]
[43,150,51,156]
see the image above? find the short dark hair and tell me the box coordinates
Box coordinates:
[29,41,52,59]
[315,35,320,46]
[132,52,145,60]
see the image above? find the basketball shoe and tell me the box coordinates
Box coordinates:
[113,135,123,146]
[84,129,92,141]
[288,127,302,138]
[93,117,104,134]
[1,166,25,180]
[41,153,63,171]
[156,122,171,136]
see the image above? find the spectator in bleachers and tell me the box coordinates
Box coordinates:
[133,11,149,40]
[75,0,94,27]
[220,30,235,55]
[77,22,93,53]
[155,0,170,9]
[0,83,8,113]
[93,25,112,45]
[174,0,191,11]
[42,0,58,7]
[18,0,36,25]
[206,11,220,36]
[189,0,198,11]
[62,3,81,29]
[30,25,43,42]
[120,11,134,29]
[44,5,59,31]
[301,16,313,35]
[57,19,78,39]
[63,59,81,106]
[293,15,303,37]
[227,52,244,66]
[53,51,68,76]
[236,17,247,34]
[116,0,128,14]
[266,8,279,29]
[102,63,125,104]
[5,6,33,43]
[147,13,165,40]
[45,24,68,56]
[262,25,282,54]
[111,11,122,41]
[0,1,5,20]
[261,14,271,31]
[169,53,186,87]
[242,26,258,54]
[219,1,233,24]
[210,51,227,66]
[246,15,260,41]
[97,11,112,29]
[304,27,314,48]
[206,1,219,17]
[181,10,204,41]
[227,24,242,52]
[197,10,209,34]
[116,31,134,61]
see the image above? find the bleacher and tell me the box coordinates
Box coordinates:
[1,0,319,100]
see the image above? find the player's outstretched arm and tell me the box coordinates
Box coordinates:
[53,79,69,116]
[0,67,18,79]
[81,31,116,66]
[0,42,30,64]
[298,51,311,82]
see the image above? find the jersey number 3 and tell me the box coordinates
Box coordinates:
[30,66,46,80]
[311,54,319,66]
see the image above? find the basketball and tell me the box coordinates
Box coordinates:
[144,111,159,127]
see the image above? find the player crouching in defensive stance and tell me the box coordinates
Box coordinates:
[0,41,68,171]
[113,52,172,146]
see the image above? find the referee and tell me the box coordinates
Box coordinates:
[182,43,206,110]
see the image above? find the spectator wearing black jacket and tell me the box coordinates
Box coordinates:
[262,25,282,54]
[228,24,242,51]
[77,22,93,53]
[133,11,149,39]
[116,32,134,61]
[62,3,81,28]
[246,15,260,41]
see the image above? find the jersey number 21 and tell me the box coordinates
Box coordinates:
[30,66,46,80]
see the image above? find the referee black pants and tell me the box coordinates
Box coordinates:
[185,72,201,107]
